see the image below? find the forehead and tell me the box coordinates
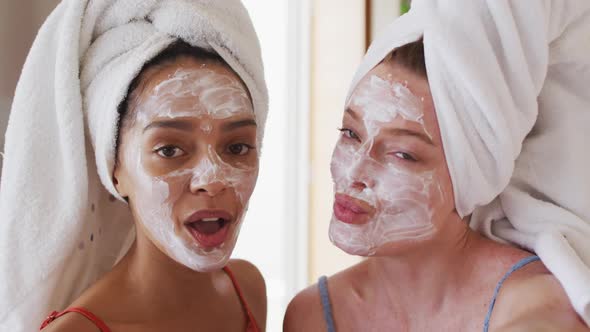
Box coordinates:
[348,61,439,137]
[143,57,247,95]
[133,57,253,118]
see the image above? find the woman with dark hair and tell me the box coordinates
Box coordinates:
[0,1,268,331]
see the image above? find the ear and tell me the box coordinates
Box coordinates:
[113,163,129,199]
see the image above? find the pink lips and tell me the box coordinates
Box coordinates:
[333,194,373,225]
[184,209,233,248]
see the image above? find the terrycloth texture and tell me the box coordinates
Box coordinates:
[0,0,267,330]
[347,0,590,325]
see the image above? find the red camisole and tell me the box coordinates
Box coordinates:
[40,266,260,332]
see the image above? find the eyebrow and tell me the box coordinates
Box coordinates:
[143,117,257,133]
[345,107,434,146]
[345,107,360,120]
[221,118,257,132]
[383,128,434,146]
[143,120,194,133]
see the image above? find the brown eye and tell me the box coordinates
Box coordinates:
[227,143,253,156]
[155,146,185,158]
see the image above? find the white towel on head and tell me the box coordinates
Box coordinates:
[348,0,590,325]
[0,0,268,330]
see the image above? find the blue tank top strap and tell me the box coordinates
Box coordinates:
[482,255,541,332]
[318,276,336,332]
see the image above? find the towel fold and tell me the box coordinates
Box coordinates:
[348,0,590,325]
[0,0,267,330]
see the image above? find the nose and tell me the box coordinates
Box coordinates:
[351,177,375,191]
[190,179,226,197]
[348,156,375,191]
[188,152,227,197]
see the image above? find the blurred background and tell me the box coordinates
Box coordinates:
[0,1,408,330]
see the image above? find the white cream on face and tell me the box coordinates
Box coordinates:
[124,66,258,271]
[329,74,442,256]
[137,68,253,122]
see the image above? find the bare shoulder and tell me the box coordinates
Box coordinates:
[283,281,326,332]
[40,312,101,332]
[492,268,588,331]
[284,261,369,331]
[226,259,266,297]
[226,259,267,329]
[40,274,119,332]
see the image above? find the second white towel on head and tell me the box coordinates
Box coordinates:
[348,0,590,325]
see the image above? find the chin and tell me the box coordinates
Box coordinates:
[188,257,229,272]
[175,249,232,272]
[156,233,237,273]
[329,235,376,257]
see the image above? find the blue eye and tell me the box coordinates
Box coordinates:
[155,146,185,158]
[228,143,254,156]
[338,128,360,141]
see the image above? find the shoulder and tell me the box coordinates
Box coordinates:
[491,266,588,331]
[284,261,369,331]
[40,311,102,332]
[40,276,118,332]
[284,260,371,332]
[226,259,266,297]
[226,259,267,328]
[283,280,326,332]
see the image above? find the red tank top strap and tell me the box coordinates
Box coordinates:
[222,266,260,332]
[40,307,111,332]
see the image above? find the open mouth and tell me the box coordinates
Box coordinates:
[184,210,233,248]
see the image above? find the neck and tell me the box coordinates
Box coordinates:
[363,215,490,314]
[112,223,222,317]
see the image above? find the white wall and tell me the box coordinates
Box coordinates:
[370,0,401,41]
[234,1,310,331]
[308,0,366,282]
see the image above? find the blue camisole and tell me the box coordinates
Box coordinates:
[318,255,541,332]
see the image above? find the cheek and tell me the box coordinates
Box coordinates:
[230,167,259,205]
[330,148,342,180]
[125,174,176,231]
[137,158,173,178]
[222,152,258,171]
[330,142,356,181]
[141,155,175,178]
[373,168,432,210]
[122,143,184,208]
[157,173,188,199]
[378,169,429,192]
[431,165,455,211]
[118,145,149,197]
